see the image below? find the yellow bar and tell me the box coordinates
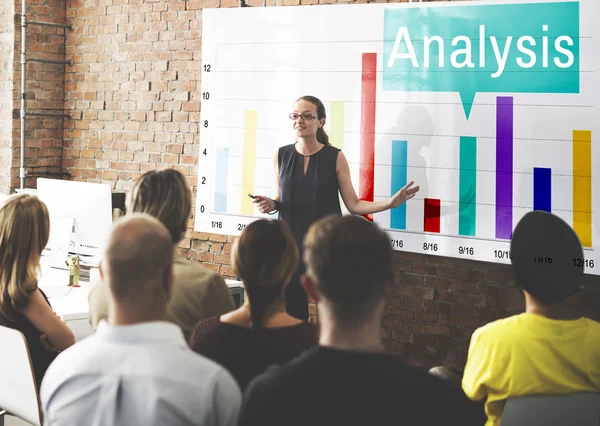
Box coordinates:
[329,101,344,150]
[241,110,257,215]
[573,130,592,247]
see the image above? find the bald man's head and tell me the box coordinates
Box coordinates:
[102,213,174,306]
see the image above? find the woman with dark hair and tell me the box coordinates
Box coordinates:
[252,95,420,320]
[188,219,317,391]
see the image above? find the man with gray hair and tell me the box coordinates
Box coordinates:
[40,214,241,426]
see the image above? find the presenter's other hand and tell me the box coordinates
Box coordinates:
[389,181,420,209]
[253,195,277,214]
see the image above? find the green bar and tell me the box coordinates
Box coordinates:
[459,136,477,236]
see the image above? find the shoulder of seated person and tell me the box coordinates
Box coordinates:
[174,256,221,279]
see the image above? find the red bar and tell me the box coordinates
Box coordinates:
[424,198,440,233]
[360,52,377,221]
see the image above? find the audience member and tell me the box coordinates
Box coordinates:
[189,219,318,390]
[41,214,241,426]
[0,194,75,388]
[462,211,600,426]
[88,169,235,340]
[238,215,481,426]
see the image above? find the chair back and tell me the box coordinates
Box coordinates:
[500,393,600,426]
[0,325,42,426]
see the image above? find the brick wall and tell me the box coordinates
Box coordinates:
[0,0,13,195]
[1,0,67,193]
[13,0,68,190]
[11,0,598,369]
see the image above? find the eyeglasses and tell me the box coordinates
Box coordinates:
[289,113,317,121]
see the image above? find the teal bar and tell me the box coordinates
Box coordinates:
[459,136,477,236]
[390,140,407,229]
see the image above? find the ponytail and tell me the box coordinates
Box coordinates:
[246,278,281,331]
[232,219,299,331]
[316,126,330,146]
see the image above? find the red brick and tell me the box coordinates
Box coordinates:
[451,305,478,319]
[456,293,486,308]
[381,317,402,330]
[426,276,450,290]
[394,261,413,273]
[412,334,437,345]
[210,234,228,243]
[436,265,461,279]
[435,290,457,303]
[414,312,438,323]
[390,309,414,320]
[472,269,485,283]
[425,301,452,315]
[426,324,450,336]
[485,269,514,284]
[411,287,434,300]
[394,287,412,298]
[383,340,400,353]
[402,321,426,334]
[202,263,220,273]
[400,273,424,287]
[219,264,236,278]
[402,298,425,311]
[214,253,230,264]
[195,252,214,262]
[413,262,437,276]
[209,243,224,253]
[403,343,427,356]
[450,280,477,294]
[391,330,411,343]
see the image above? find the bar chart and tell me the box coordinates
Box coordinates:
[196,1,600,273]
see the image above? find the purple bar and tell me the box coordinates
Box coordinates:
[495,96,513,239]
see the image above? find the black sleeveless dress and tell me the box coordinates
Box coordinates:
[278,143,343,320]
[0,289,57,389]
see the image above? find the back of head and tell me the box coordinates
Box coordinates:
[232,219,298,330]
[104,214,174,307]
[0,194,50,322]
[128,169,192,244]
[303,215,393,327]
[510,211,584,304]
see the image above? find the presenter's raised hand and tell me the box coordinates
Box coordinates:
[252,195,277,214]
[389,181,420,209]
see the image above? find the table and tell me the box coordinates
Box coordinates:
[38,264,244,342]
[38,265,94,341]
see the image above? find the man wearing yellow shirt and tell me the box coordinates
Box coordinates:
[462,211,600,426]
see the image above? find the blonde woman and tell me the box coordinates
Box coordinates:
[0,194,75,387]
[189,219,318,391]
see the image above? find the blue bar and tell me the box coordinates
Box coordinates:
[533,167,551,212]
[214,147,229,213]
[390,140,407,229]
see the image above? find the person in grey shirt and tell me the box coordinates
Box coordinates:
[40,214,241,426]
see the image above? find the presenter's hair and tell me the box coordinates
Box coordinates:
[510,211,583,304]
[0,194,50,322]
[128,168,192,244]
[303,215,393,327]
[296,95,330,146]
[232,219,299,330]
